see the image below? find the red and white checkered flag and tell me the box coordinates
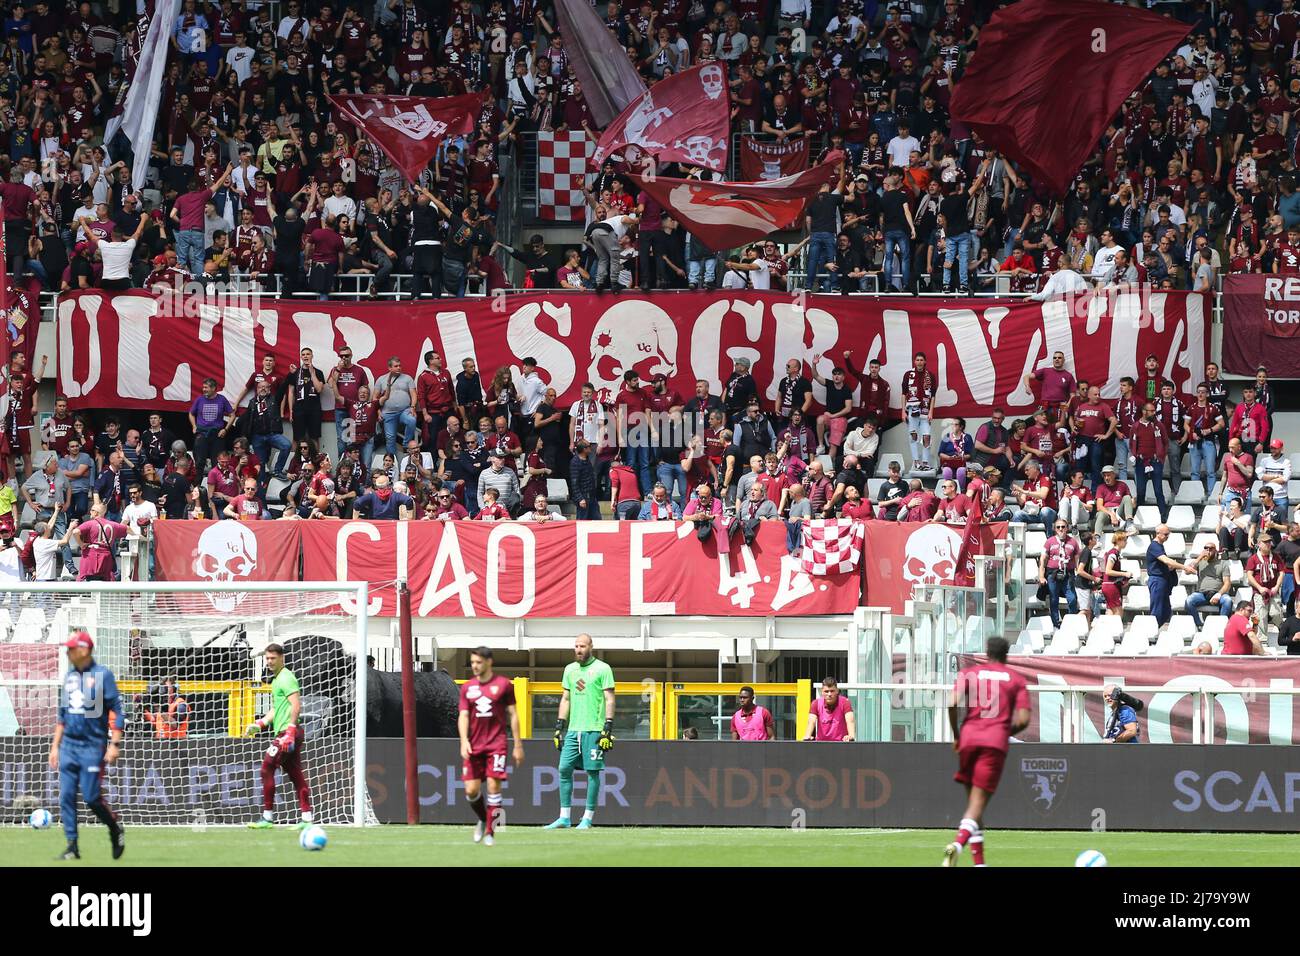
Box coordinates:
[537,130,593,221]
[799,519,865,575]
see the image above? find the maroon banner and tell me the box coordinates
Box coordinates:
[591,65,730,172]
[738,136,810,182]
[0,644,59,735]
[56,290,1208,415]
[328,92,482,183]
[956,654,1300,745]
[153,520,302,613]
[950,0,1189,196]
[1221,274,1300,375]
[863,521,1008,612]
[296,520,856,618]
[554,0,647,129]
[633,153,844,251]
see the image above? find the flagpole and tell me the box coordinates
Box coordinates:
[0,197,10,380]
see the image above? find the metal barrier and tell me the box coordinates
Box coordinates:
[664,680,812,741]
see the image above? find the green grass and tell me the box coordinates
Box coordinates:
[3,825,1298,867]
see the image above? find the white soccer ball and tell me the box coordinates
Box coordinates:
[299,825,328,851]
[1075,849,1107,868]
[29,808,52,829]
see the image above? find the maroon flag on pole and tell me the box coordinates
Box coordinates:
[591,65,731,173]
[738,136,810,181]
[949,0,1190,196]
[328,92,483,183]
[633,152,844,251]
[952,476,987,588]
[554,0,648,129]
[0,198,9,378]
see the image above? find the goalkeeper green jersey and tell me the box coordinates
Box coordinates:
[271,668,301,732]
[562,658,615,732]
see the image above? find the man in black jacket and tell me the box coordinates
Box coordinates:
[569,439,600,519]
[246,380,292,483]
[723,357,758,425]
[501,234,563,289]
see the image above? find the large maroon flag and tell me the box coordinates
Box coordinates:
[949,0,1190,196]
[554,0,647,129]
[591,64,731,172]
[328,92,483,183]
[634,152,844,251]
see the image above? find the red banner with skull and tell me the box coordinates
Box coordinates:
[55,289,1207,415]
[591,64,731,172]
[328,92,483,184]
[863,521,1008,612]
[152,521,303,613]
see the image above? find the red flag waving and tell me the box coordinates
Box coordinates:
[328,92,483,183]
[591,64,731,172]
[952,475,987,588]
[633,152,844,251]
[949,0,1190,196]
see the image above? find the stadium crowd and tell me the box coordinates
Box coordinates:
[0,0,1299,296]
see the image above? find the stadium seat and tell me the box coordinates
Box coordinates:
[818,454,836,475]
[1199,505,1221,532]
[866,478,885,498]
[1122,534,1151,558]
[1134,507,1162,532]
[546,478,569,503]
[1166,506,1197,533]
[1010,629,1035,654]
[1163,533,1187,558]
[1152,628,1187,656]
[1129,615,1159,642]
[1123,585,1150,613]
[1025,530,1046,557]
[1078,631,1115,656]
[1174,483,1205,505]
[876,455,906,477]
[1090,615,1124,639]
[1289,479,1300,502]
[1168,584,1189,608]
[1117,624,1152,655]
[1058,614,1089,640]
[1043,630,1080,655]
[1026,616,1055,634]
[1165,615,1197,644]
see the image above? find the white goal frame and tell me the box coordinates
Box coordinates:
[0,580,372,827]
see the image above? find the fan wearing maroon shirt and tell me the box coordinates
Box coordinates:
[1223,602,1266,656]
[305,220,345,300]
[932,479,969,524]
[416,350,456,448]
[943,636,1030,868]
[225,478,266,520]
[1070,385,1117,488]
[458,646,523,847]
[1023,351,1075,422]
[842,352,894,432]
[1229,384,1270,456]
[1018,409,1057,476]
[235,354,287,411]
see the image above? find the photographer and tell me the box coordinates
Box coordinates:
[142,675,189,739]
[1103,685,1141,743]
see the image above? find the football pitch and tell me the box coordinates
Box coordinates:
[3,825,1297,867]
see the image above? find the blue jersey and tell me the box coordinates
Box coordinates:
[1105,704,1140,742]
[58,662,121,746]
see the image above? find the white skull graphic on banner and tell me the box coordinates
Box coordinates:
[623,92,674,151]
[193,522,259,612]
[699,64,725,100]
[379,104,448,141]
[586,300,679,406]
[901,525,962,590]
[672,136,726,167]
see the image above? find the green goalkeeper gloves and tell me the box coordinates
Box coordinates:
[244,720,265,738]
[553,719,566,751]
[598,719,615,752]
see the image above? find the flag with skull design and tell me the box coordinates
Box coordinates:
[591,64,732,173]
[328,92,486,184]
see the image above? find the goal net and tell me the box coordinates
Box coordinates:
[0,582,376,827]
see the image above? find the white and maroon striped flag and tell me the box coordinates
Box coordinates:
[800,519,865,576]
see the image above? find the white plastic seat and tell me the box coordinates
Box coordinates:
[1123,586,1150,612]
[876,455,906,477]
[1026,616,1055,634]
[1117,625,1152,655]
[1174,483,1206,505]
[818,454,837,476]
[1199,505,1221,531]
[1078,631,1115,656]
[1152,628,1187,656]
[1166,506,1197,533]
[1044,630,1080,655]
[1057,613,1089,640]
[1090,615,1124,639]
[1135,506,1162,532]
[1168,584,1189,608]
[1122,534,1151,558]
[1166,615,1197,644]
[546,478,569,503]
[1128,614,1159,642]
[1025,531,1046,557]
[1201,616,1228,645]
[1163,533,1187,558]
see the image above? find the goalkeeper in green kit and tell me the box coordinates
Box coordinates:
[544,633,615,830]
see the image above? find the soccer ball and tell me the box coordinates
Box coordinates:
[1075,849,1107,867]
[299,825,328,851]
[29,808,52,829]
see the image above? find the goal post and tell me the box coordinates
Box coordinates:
[0,581,375,827]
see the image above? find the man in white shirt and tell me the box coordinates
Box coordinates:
[31,512,65,581]
[121,483,159,536]
[1090,229,1122,284]
[276,0,311,44]
[322,181,357,222]
[1191,65,1217,118]
[568,382,605,449]
[1258,438,1293,513]
[886,122,921,169]
[80,213,147,290]
[518,357,546,418]
[1031,261,1089,300]
[722,245,772,289]
[223,32,255,84]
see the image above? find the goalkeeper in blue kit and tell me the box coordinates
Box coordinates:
[545,633,616,830]
[48,630,125,861]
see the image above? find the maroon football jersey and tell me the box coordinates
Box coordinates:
[953,662,1029,753]
[459,675,516,753]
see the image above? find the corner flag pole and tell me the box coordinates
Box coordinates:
[398,578,419,826]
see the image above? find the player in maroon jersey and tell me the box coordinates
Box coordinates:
[458,646,524,846]
[942,636,1031,867]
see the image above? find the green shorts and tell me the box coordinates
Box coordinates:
[559,730,606,772]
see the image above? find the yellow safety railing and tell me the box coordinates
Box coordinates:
[118,680,270,738]
[665,681,811,740]
[453,678,663,739]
